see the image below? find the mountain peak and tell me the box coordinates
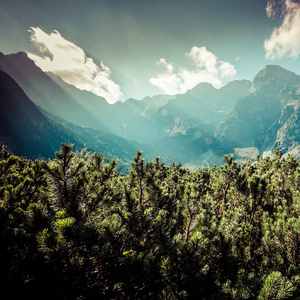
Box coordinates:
[257,64,295,77]
[187,82,217,100]
[190,82,215,92]
[251,65,300,92]
[4,51,29,60]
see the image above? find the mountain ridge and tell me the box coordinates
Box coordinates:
[251,64,300,93]
[0,51,109,132]
[1,50,300,168]
[215,64,300,160]
[0,69,170,172]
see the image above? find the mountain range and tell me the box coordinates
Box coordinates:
[1,51,300,169]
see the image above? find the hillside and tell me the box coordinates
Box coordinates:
[0,70,165,171]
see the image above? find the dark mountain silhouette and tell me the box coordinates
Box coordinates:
[0,69,67,158]
[0,52,108,131]
[0,52,175,139]
[0,70,163,171]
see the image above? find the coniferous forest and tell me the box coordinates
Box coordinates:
[1,142,300,299]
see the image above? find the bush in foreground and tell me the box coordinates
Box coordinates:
[0,143,300,299]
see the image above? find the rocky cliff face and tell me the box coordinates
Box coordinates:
[250,65,300,94]
[273,94,300,158]
[214,65,300,157]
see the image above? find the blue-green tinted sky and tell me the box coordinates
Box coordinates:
[0,0,300,102]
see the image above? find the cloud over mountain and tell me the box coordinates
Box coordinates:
[27,27,122,104]
[264,0,300,59]
[149,46,236,95]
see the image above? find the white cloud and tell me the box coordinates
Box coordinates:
[264,0,300,60]
[266,0,276,18]
[157,58,174,74]
[149,46,236,95]
[219,62,237,78]
[27,27,123,104]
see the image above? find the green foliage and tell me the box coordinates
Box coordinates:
[1,143,300,299]
[258,271,297,300]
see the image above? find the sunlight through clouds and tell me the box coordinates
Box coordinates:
[264,0,300,60]
[27,27,123,104]
[149,46,236,95]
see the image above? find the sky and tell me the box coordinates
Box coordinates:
[0,0,300,103]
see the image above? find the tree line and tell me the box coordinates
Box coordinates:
[0,142,300,299]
